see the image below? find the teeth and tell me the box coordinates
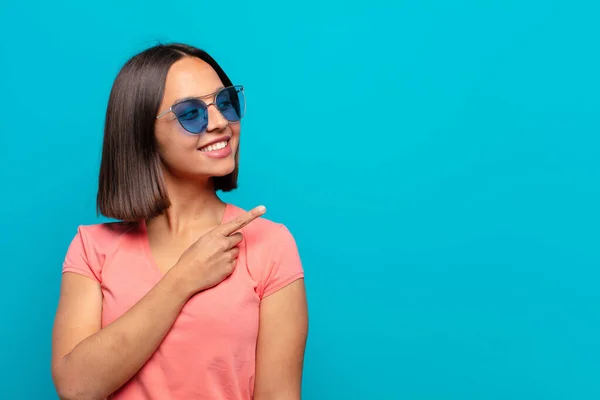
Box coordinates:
[200,140,228,152]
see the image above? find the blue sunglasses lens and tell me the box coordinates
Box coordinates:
[216,86,245,122]
[172,99,208,134]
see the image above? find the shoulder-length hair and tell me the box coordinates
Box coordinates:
[96,43,238,222]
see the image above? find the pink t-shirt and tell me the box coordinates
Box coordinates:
[62,203,304,400]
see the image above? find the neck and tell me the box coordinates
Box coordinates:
[149,171,226,235]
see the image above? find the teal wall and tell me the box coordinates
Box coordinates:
[1,0,598,398]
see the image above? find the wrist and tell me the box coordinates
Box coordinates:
[163,265,194,302]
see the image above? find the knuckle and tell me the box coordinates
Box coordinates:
[220,238,230,251]
[224,263,235,275]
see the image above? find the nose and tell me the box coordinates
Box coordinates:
[206,104,228,132]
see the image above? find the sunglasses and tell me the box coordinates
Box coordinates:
[156,85,245,134]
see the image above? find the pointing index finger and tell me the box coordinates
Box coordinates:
[218,205,266,236]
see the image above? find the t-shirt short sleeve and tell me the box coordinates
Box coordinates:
[62,226,101,283]
[259,224,304,299]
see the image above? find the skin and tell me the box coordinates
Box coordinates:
[51,57,308,400]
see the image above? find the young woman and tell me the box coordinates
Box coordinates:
[51,43,308,400]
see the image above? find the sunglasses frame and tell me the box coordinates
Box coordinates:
[156,85,245,134]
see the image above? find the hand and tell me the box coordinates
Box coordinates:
[172,205,266,297]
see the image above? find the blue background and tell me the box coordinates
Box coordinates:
[1,0,599,398]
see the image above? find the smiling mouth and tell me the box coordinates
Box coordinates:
[199,138,230,152]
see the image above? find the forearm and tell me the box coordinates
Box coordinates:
[53,270,190,400]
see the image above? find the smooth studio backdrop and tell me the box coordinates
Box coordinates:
[1,0,599,398]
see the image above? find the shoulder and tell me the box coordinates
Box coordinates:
[70,221,141,254]
[227,204,304,297]
[226,204,301,269]
[226,204,296,246]
[76,221,139,241]
[63,221,141,281]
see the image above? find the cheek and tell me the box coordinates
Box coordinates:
[155,125,199,159]
[230,123,241,137]
[230,125,241,148]
[154,123,172,152]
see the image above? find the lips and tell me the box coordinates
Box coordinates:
[198,135,231,152]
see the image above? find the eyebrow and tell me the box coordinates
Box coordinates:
[171,86,225,106]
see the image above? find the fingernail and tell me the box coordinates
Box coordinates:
[258,205,266,213]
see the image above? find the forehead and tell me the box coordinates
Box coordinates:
[162,57,224,104]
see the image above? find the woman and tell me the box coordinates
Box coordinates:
[51,43,308,400]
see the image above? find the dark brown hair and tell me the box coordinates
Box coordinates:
[97,43,238,222]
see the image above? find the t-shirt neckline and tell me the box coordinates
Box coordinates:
[139,203,231,278]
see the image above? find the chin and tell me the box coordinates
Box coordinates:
[208,161,236,177]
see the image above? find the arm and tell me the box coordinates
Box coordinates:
[253,279,308,400]
[51,270,189,400]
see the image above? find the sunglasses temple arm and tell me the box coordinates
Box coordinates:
[156,109,172,119]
